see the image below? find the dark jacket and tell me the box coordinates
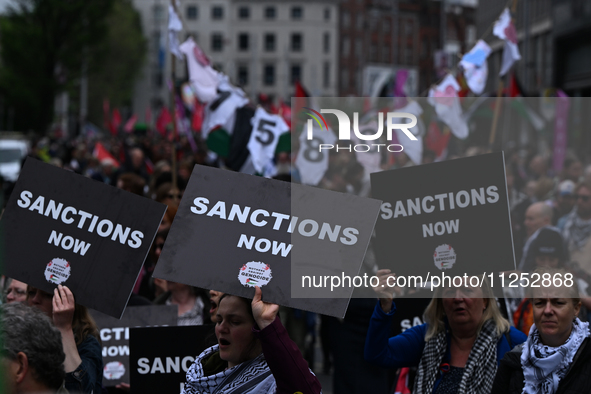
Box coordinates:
[491,338,591,394]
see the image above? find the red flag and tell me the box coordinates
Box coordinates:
[109,108,122,136]
[191,101,204,132]
[507,72,522,97]
[278,99,292,129]
[156,107,172,137]
[425,121,451,157]
[294,80,309,119]
[124,114,138,133]
[92,142,120,168]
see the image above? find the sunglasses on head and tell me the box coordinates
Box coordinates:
[575,194,591,202]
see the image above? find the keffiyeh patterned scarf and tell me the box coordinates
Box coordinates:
[562,210,591,252]
[521,318,590,394]
[413,319,499,394]
[182,345,274,394]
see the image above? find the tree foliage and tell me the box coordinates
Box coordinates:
[0,0,146,133]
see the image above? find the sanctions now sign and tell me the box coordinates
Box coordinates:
[371,152,515,279]
[154,165,381,318]
[0,158,166,317]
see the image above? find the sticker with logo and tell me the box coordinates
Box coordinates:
[238,261,273,287]
[433,244,456,270]
[44,258,71,284]
[103,361,126,380]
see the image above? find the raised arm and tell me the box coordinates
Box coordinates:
[252,286,321,394]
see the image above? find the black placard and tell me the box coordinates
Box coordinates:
[129,325,215,394]
[91,305,178,386]
[371,153,514,279]
[0,158,166,317]
[153,165,382,318]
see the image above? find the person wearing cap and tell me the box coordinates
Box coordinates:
[554,180,577,229]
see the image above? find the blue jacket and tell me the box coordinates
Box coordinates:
[65,335,103,394]
[364,301,527,392]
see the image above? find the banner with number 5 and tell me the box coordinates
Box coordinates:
[247,108,290,173]
[295,124,337,185]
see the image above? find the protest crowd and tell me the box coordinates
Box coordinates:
[1,3,591,394]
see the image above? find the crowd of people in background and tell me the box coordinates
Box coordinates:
[1,127,591,394]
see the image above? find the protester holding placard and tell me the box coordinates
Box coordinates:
[28,284,103,394]
[182,286,321,394]
[365,270,526,394]
[492,268,591,394]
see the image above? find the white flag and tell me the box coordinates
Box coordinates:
[168,4,183,59]
[493,8,521,76]
[295,124,336,186]
[392,100,424,165]
[202,85,249,138]
[179,37,220,103]
[247,108,289,173]
[428,74,469,140]
[460,40,491,95]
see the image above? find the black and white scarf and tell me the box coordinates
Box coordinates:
[521,318,590,394]
[562,210,591,252]
[413,319,499,394]
[182,345,274,394]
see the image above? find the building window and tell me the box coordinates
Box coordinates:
[264,33,276,52]
[342,36,350,57]
[238,33,249,51]
[324,8,330,21]
[212,6,223,20]
[211,33,223,52]
[291,64,302,85]
[383,19,390,33]
[323,62,330,88]
[238,6,249,19]
[291,6,303,20]
[342,11,350,28]
[264,64,275,86]
[153,5,164,22]
[355,38,362,57]
[357,15,364,30]
[186,5,198,20]
[341,69,349,90]
[237,65,248,86]
[264,6,276,19]
[291,33,303,52]
[323,33,330,53]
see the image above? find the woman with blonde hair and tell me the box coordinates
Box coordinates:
[492,267,590,394]
[28,285,102,394]
[365,270,526,394]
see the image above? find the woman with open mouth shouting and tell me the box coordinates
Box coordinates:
[182,286,321,394]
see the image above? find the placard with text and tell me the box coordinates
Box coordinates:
[0,158,166,317]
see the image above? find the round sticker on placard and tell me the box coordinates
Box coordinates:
[433,244,456,270]
[44,258,71,284]
[238,262,272,287]
[103,361,125,380]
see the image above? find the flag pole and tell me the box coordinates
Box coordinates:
[169,0,180,191]
[489,81,504,147]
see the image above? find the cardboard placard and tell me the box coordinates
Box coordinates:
[389,297,432,336]
[129,325,215,394]
[0,158,166,317]
[153,165,382,318]
[91,305,178,386]
[371,153,514,279]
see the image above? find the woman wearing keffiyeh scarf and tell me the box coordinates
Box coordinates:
[181,286,321,394]
[365,270,526,394]
[492,267,591,394]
